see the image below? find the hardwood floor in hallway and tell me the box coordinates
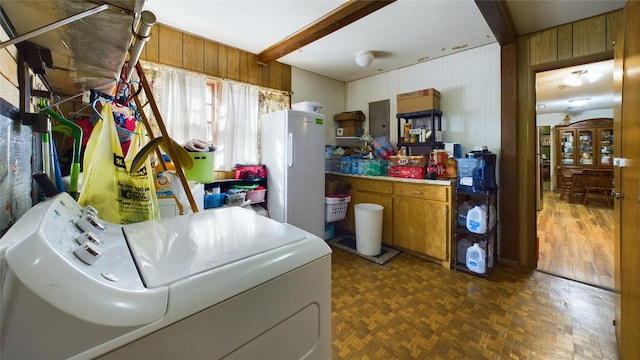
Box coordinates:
[536,190,614,289]
[330,248,618,359]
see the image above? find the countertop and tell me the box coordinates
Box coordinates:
[325,171,454,186]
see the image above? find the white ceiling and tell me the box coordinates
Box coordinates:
[143,0,626,113]
[536,59,614,115]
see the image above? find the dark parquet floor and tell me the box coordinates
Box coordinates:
[330,247,618,359]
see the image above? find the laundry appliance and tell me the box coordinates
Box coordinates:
[0,192,332,359]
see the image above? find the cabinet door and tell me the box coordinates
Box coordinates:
[598,128,614,165]
[578,129,594,165]
[393,197,449,261]
[354,191,393,245]
[559,129,576,165]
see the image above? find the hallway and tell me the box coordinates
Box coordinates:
[536,189,614,289]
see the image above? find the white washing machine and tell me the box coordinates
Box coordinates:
[0,192,331,359]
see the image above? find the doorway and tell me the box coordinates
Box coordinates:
[534,60,615,290]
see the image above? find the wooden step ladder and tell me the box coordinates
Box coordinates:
[128,61,199,213]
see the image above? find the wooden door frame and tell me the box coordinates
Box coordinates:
[518,52,614,268]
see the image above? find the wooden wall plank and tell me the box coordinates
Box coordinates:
[158,25,183,68]
[269,62,282,90]
[182,33,204,73]
[142,24,159,63]
[204,40,219,77]
[281,63,292,92]
[227,47,240,81]
[239,51,248,83]
[0,75,19,108]
[218,45,228,78]
[607,11,620,51]
[500,42,518,263]
[557,24,573,61]
[140,23,291,91]
[529,28,557,66]
[0,49,18,88]
[248,53,263,86]
[262,63,270,88]
[573,15,607,58]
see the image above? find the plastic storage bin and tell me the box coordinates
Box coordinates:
[324,223,335,240]
[184,151,214,184]
[325,195,351,222]
[204,193,225,209]
[246,189,266,202]
[225,191,246,206]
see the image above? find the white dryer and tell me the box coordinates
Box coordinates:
[0,192,332,359]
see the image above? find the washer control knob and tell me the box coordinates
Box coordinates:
[81,205,99,217]
[75,214,105,233]
[75,232,102,246]
[74,242,102,265]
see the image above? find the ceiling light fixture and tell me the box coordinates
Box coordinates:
[569,98,591,106]
[355,51,374,67]
[563,70,588,87]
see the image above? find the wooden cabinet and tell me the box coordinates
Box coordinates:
[393,182,452,264]
[555,118,613,187]
[328,174,454,267]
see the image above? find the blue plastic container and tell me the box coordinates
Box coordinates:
[204,193,225,209]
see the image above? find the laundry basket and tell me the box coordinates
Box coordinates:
[325,195,351,223]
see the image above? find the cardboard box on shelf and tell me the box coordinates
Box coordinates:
[334,111,365,122]
[337,127,363,137]
[397,88,441,113]
[339,119,363,128]
[389,155,426,167]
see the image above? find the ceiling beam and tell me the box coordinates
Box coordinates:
[475,0,517,45]
[258,0,396,64]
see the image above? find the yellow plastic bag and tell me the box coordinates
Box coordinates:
[79,102,160,224]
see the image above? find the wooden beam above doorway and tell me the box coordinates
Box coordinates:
[474,0,517,45]
[257,0,396,64]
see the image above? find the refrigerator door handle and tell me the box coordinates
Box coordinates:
[287,132,294,167]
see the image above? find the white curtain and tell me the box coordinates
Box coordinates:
[216,81,260,170]
[155,64,208,144]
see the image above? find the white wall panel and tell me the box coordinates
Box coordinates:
[347,43,501,157]
[292,67,346,144]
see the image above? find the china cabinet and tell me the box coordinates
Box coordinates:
[554,118,613,187]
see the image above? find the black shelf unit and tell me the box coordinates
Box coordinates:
[204,177,269,211]
[452,188,498,278]
[396,109,443,156]
[204,177,267,193]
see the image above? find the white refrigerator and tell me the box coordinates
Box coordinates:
[261,109,326,239]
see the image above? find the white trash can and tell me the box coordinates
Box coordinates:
[354,203,384,256]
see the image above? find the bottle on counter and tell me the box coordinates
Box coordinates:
[426,153,437,180]
[445,157,458,179]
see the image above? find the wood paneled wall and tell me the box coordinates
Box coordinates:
[140,24,292,92]
[527,12,619,67]
[510,10,621,267]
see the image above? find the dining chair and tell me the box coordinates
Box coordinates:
[582,169,614,207]
[558,167,573,200]
[569,172,586,202]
